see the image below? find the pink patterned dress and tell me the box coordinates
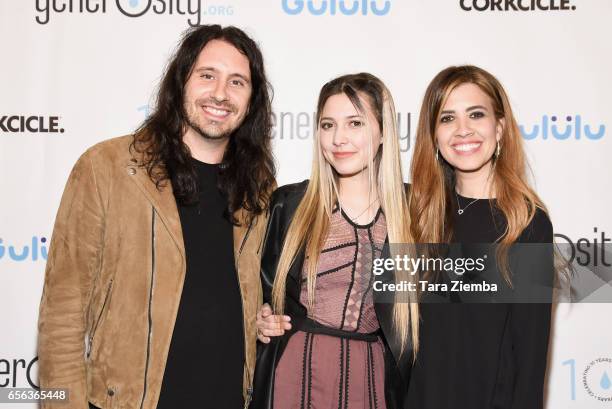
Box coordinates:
[273,207,388,409]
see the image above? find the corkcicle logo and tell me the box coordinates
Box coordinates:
[460,0,576,12]
[282,0,391,15]
[520,115,605,141]
[0,237,48,262]
[0,115,64,133]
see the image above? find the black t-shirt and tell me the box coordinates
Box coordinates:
[406,194,553,409]
[157,158,244,409]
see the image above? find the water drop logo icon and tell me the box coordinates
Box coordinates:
[582,358,612,400]
[601,371,611,390]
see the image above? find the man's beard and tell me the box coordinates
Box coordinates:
[186,116,233,140]
[184,98,241,140]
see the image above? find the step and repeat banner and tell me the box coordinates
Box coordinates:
[1,1,611,408]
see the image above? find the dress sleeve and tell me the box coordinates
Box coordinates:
[510,209,554,409]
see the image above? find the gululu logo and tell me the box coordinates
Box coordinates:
[35,0,234,26]
[0,116,64,133]
[520,115,605,140]
[282,0,391,15]
[460,0,576,12]
[0,237,48,262]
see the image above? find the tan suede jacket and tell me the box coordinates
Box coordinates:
[38,134,268,409]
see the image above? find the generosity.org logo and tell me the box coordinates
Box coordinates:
[0,116,64,133]
[555,228,611,268]
[282,0,391,15]
[137,105,413,151]
[272,110,412,151]
[0,237,48,262]
[0,357,39,388]
[520,115,605,141]
[460,0,576,11]
[35,0,234,26]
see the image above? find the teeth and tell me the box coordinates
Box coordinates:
[453,143,480,152]
[203,106,230,117]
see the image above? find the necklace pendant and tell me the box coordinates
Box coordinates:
[457,209,464,215]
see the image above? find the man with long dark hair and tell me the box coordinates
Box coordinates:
[38,25,275,409]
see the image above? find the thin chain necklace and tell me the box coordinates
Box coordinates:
[341,198,379,222]
[455,192,479,215]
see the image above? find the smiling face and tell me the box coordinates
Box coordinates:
[318,92,382,178]
[183,39,252,140]
[435,82,503,174]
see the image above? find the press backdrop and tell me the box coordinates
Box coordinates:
[1,1,611,407]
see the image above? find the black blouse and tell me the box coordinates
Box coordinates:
[406,194,553,409]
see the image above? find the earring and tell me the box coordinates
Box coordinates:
[495,141,501,158]
[435,147,439,161]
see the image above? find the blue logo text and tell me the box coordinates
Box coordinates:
[520,115,605,140]
[0,237,48,262]
[282,0,391,15]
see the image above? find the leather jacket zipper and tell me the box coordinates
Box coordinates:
[86,279,114,358]
[140,207,156,409]
[239,217,254,256]
[237,218,254,408]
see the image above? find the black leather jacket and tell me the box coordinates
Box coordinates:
[250,181,413,409]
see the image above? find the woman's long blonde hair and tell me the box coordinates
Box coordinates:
[410,65,548,283]
[271,73,419,355]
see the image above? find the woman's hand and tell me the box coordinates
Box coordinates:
[256,303,292,343]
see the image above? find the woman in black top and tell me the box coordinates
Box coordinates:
[408,65,554,409]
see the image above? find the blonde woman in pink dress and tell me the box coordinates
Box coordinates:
[251,73,419,409]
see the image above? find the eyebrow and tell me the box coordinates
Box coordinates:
[320,114,363,121]
[194,66,251,83]
[440,105,488,115]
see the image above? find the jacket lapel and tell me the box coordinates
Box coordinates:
[288,248,305,283]
[127,156,253,265]
[126,160,185,261]
[233,207,251,261]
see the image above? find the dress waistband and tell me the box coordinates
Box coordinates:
[294,317,380,342]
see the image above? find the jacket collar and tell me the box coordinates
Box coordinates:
[125,142,252,262]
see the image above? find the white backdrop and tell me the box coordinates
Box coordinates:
[1,1,611,407]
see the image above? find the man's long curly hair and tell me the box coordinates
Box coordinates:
[131,25,275,225]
